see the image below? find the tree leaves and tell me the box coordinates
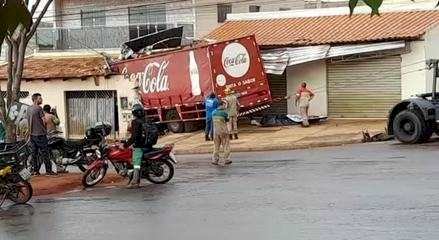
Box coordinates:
[0,0,32,54]
[349,0,383,16]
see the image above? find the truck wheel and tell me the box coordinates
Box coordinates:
[393,110,427,143]
[184,121,200,132]
[166,110,185,133]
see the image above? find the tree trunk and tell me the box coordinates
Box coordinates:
[5,119,16,143]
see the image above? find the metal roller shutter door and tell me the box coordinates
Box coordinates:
[263,73,287,115]
[327,55,401,118]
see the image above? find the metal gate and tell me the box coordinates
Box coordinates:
[260,73,288,115]
[66,91,118,138]
[327,55,402,118]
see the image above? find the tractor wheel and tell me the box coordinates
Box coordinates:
[393,110,430,144]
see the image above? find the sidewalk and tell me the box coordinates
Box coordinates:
[31,173,124,196]
[158,119,387,155]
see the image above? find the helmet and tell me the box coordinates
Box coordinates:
[132,104,145,118]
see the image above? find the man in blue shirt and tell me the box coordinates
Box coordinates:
[204,92,219,141]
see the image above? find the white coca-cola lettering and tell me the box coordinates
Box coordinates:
[221,42,250,78]
[122,61,170,94]
[223,53,248,67]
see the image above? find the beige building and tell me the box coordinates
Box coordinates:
[0,55,136,139]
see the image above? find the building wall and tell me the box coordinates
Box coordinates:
[194,0,305,38]
[285,60,327,116]
[1,75,137,139]
[57,0,194,28]
[400,40,428,98]
[425,25,439,93]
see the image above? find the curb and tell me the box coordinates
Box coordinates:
[173,137,364,155]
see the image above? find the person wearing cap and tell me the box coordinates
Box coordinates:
[224,87,240,140]
[211,100,231,165]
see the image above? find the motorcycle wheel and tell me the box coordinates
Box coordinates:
[7,180,33,204]
[145,160,174,184]
[82,166,107,187]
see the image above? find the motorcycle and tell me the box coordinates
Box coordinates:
[0,141,33,207]
[82,142,177,187]
[46,123,112,173]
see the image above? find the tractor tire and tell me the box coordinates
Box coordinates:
[393,110,430,144]
[166,110,185,133]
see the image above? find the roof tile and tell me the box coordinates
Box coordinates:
[206,10,439,47]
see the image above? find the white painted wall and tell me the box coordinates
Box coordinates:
[285,60,327,116]
[195,0,306,38]
[425,25,439,93]
[400,41,428,98]
[1,74,137,139]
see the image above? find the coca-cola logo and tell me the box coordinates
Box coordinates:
[222,42,250,78]
[122,61,170,94]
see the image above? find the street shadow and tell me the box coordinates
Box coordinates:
[389,137,439,148]
[0,204,35,219]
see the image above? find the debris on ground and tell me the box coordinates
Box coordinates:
[362,130,394,142]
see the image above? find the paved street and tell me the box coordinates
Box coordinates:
[1,140,439,240]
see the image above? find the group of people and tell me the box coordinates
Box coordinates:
[26,93,61,175]
[204,87,240,166]
[203,82,315,165]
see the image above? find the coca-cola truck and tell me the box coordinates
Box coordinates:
[111,35,272,133]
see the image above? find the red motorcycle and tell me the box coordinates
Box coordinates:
[82,143,177,187]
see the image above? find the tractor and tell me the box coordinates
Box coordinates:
[388,59,439,143]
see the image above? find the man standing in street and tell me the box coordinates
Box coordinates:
[27,93,55,176]
[224,87,240,140]
[204,92,219,141]
[211,101,231,165]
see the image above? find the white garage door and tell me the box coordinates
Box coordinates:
[327,55,402,118]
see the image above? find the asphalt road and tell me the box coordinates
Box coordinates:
[1,140,439,240]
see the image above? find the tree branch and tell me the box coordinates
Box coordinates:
[26,0,53,42]
[30,0,42,16]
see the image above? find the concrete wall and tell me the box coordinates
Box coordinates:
[285,60,327,116]
[195,0,305,38]
[1,74,137,139]
[400,41,428,98]
[57,0,194,28]
[425,25,439,93]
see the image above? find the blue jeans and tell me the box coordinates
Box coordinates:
[205,118,213,138]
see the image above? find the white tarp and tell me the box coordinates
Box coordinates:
[261,41,406,74]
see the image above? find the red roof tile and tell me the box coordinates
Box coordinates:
[205,10,439,47]
[0,56,107,80]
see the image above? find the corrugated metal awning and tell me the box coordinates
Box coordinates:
[261,41,406,74]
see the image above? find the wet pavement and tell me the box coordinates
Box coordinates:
[2,140,439,240]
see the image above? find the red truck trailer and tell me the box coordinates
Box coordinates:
[111,35,272,133]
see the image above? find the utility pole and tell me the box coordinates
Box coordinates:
[426,59,439,99]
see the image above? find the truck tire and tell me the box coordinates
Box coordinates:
[166,110,185,133]
[393,110,429,143]
[184,121,201,132]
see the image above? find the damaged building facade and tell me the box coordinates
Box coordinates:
[206,5,439,118]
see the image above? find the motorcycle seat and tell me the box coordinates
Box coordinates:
[65,139,86,148]
[143,148,163,159]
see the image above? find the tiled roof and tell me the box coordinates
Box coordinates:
[0,56,107,80]
[205,10,439,47]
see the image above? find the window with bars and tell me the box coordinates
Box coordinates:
[81,10,106,27]
[217,4,232,23]
[128,4,167,39]
[249,5,260,12]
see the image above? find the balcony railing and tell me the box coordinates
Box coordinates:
[35,23,195,51]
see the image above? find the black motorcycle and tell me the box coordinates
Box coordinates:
[47,123,112,173]
[0,141,33,207]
